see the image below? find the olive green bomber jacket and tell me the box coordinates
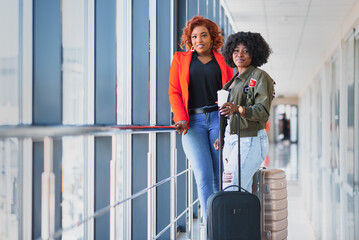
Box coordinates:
[223,65,275,137]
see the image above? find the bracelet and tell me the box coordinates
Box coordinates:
[238,105,245,116]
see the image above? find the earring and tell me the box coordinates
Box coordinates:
[191,46,195,52]
[210,41,213,49]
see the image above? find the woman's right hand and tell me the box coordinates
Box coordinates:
[213,138,220,150]
[219,102,240,117]
[174,120,189,135]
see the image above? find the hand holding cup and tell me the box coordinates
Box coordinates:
[217,90,229,106]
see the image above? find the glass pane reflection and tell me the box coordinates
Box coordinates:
[0,139,19,239]
[61,1,91,238]
[345,37,355,187]
[62,136,85,239]
[347,194,355,240]
[116,134,130,239]
[62,0,87,125]
[0,0,19,124]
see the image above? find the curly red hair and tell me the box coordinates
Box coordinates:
[180,15,224,52]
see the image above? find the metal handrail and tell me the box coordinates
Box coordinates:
[0,124,175,139]
[2,124,198,240]
[155,198,199,239]
[48,169,190,239]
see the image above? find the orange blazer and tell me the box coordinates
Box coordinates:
[168,50,234,125]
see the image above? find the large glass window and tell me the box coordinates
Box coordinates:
[61,0,94,238]
[344,35,355,187]
[0,0,21,238]
[354,31,359,240]
[116,0,132,238]
[0,0,19,125]
[331,55,341,239]
[331,56,340,170]
[341,34,356,240]
[62,0,87,125]
[0,139,19,239]
[61,136,86,239]
[316,75,323,235]
[317,76,322,161]
[117,0,131,125]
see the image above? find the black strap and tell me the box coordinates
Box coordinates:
[235,112,241,191]
[219,112,241,192]
[219,114,224,191]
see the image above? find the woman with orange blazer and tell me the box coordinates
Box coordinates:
[168,15,233,219]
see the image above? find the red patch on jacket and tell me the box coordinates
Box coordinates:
[249,78,257,87]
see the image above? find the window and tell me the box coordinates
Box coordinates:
[0,0,19,124]
[344,35,355,187]
[0,139,19,239]
[61,0,94,238]
[0,1,21,238]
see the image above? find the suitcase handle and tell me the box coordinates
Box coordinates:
[219,112,242,192]
[223,184,250,193]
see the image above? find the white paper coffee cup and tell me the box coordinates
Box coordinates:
[217,90,229,106]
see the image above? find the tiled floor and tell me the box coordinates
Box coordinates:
[286,180,316,240]
[268,142,315,239]
[178,142,317,240]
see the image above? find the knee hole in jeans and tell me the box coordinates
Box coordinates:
[223,171,233,183]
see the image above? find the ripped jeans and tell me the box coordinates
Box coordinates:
[222,125,269,192]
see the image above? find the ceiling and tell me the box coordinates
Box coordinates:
[223,0,357,97]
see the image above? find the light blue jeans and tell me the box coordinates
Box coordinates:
[182,110,220,219]
[222,124,269,192]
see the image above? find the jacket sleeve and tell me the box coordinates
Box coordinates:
[243,72,274,122]
[168,53,188,123]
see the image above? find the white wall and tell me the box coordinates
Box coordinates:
[297,1,359,238]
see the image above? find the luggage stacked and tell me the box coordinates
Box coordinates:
[252,168,288,240]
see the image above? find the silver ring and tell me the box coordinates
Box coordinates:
[228,106,231,109]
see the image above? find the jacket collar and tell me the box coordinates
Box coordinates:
[236,65,255,81]
[223,65,255,90]
[185,49,219,59]
[182,50,231,87]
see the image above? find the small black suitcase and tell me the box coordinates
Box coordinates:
[207,113,261,240]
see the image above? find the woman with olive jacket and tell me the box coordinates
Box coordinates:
[214,31,275,192]
[168,15,233,219]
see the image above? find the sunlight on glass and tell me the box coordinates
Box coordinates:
[62,0,86,125]
[62,136,85,239]
[0,139,19,239]
[0,0,19,124]
[61,0,87,239]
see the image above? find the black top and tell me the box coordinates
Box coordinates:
[188,52,222,108]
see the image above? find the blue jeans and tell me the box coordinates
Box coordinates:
[182,110,220,219]
[222,125,268,192]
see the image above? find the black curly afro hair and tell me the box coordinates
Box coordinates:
[223,31,272,68]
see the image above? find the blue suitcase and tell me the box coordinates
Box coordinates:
[207,113,261,240]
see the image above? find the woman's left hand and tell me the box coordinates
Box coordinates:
[219,102,239,117]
